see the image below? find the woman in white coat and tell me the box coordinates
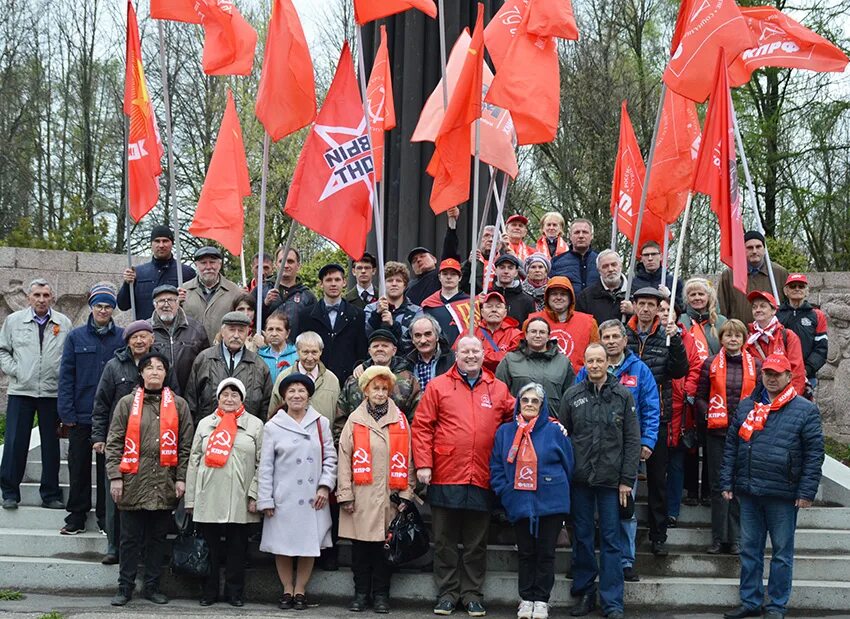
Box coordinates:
[257,373,337,611]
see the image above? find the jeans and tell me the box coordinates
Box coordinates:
[738,495,798,614]
[667,447,685,520]
[0,396,60,502]
[619,485,638,569]
[118,509,171,592]
[515,514,565,602]
[65,424,106,528]
[571,484,624,615]
[196,522,250,600]
[351,540,393,597]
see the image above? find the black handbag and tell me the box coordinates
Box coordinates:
[383,498,430,566]
[170,512,210,578]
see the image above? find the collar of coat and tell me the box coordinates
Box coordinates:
[269,405,322,435]
[211,344,258,364]
[184,275,240,293]
[350,399,405,430]
[447,364,496,386]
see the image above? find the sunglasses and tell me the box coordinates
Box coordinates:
[520,397,541,405]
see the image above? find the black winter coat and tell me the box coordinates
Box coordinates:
[294,299,367,385]
[117,257,196,320]
[575,280,630,326]
[777,301,829,378]
[151,309,209,394]
[626,320,689,422]
[630,263,683,307]
[492,281,536,326]
[262,280,317,335]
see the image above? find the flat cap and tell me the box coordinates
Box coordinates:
[221,311,251,327]
[632,287,668,301]
[152,284,179,299]
[194,246,222,261]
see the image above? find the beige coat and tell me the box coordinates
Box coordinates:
[184,411,264,524]
[337,400,415,542]
[106,390,194,511]
[182,275,243,343]
[268,363,340,422]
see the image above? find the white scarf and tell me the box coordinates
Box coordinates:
[747,315,780,346]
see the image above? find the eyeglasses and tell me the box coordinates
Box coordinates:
[155,298,178,306]
[92,304,113,312]
[520,397,541,405]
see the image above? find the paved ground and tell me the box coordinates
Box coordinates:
[1,594,849,619]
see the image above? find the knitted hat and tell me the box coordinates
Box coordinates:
[216,377,247,400]
[524,253,551,274]
[123,320,153,342]
[88,282,117,308]
[358,365,397,392]
[150,225,174,242]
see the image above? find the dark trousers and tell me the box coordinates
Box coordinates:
[197,522,250,599]
[65,424,106,528]
[431,506,490,604]
[515,514,565,602]
[646,423,669,542]
[351,540,392,597]
[706,433,740,544]
[0,396,60,502]
[118,509,171,592]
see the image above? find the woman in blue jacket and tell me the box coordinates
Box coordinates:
[490,383,574,619]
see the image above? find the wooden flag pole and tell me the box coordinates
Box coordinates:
[156,21,184,287]
[438,0,449,109]
[123,116,137,321]
[730,106,780,301]
[482,173,509,295]
[660,223,670,284]
[624,84,668,297]
[468,119,482,336]
[256,132,271,330]
[666,193,693,345]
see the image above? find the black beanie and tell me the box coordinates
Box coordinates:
[150,225,174,242]
[744,230,765,244]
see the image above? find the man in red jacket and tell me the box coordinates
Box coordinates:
[413,336,515,617]
[745,291,806,393]
[472,291,523,372]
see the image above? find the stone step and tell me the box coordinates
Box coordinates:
[641,504,850,530]
[24,461,97,485]
[19,483,95,507]
[0,528,106,558]
[649,526,850,553]
[0,556,848,610]
[0,506,99,530]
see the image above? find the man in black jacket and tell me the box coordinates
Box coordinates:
[576,250,634,325]
[629,241,683,307]
[406,208,462,306]
[490,254,535,326]
[625,287,689,556]
[149,285,209,394]
[776,273,828,388]
[559,343,640,619]
[263,247,317,334]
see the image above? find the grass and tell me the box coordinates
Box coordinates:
[825,437,850,467]
[0,590,23,601]
[38,613,63,619]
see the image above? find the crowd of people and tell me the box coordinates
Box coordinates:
[0,214,827,619]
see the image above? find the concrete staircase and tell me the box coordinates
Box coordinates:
[2,439,850,611]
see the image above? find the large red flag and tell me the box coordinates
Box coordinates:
[610,101,667,247]
[198,1,258,76]
[485,0,528,70]
[485,1,559,145]
[527,0,579,40]
[255,0,316,141]
[150,0,201,23]
[426,4,485,214]
[283,43,373,259]
[413,30,518,179]
[646,88,702,223]
[729,6,849,86]
[353,0,437,25]
[189,90,251,255]
[663,0,756,102]
[124,1,163,223]
[692,51,747,293]
[366,25,396,183]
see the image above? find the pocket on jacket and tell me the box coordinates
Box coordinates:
[787,453,801,485]
[434,445,455,457]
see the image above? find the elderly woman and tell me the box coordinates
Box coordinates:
[696,319,761,555]
[258,373,337,611]
[490,383,574,619]
[522,254,551,312]
[105,351,193,607]
[185,377,264,607]
[337,366,416,614]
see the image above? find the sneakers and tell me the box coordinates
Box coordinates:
[111,588,132,606]
[466,600,486,616]
[60,523,86,535]
[433,599,455,615]
[532,601,549,619]
[623,566,640,582]
[517,600,534,619]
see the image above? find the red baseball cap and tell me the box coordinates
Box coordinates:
[479,291,506,305]
[762,354,792,373]
[506,214,529,226]
[747,290,778,309]
[438,258,462,274]
[785,273,808,287]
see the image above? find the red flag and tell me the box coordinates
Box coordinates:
[366,25,396,183]
[729,6,849,86]
[189,90,251,255]
[527,0,579,40]
[353,0,437,25]
[485,2,559,145]
[426,4,485,214]
[255,0,316,141]
[663,0,756,102]
[413,30,518,179]
[150,0,201,23]
[692,51,747,293]
[646,88,702,223]
[124,1,163,223]
[484,0,529,70]
[284,43,373,259]
[198,1,258,76]
[610,101,667,247]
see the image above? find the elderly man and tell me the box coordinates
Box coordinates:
[490,254,535,326]
[550,218,600,295]
[405,315,456,392]
[406,207,462,306]
[181,246,243,342]
[575,250,633,326]
[118,225,195,319]
[745,291,806,393]
[364,261,421,356]
[718,231,789,323]
[268,331,340,421]
[776,274,828,389]
[473,291,523,372]
[149,285,209,393]
[57,283,125,535]
[413,336,514,617]
[461,224,503,292]
[344,252,378,309]
[630,241,683,306]
[504,214,534,262]
[720,354,824,619]
[185,311,272,424]
[0,279,72,510]
[263,247,317,334]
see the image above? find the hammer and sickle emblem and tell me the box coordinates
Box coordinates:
[161,429,177,447]
[353,448,370,466]
[518,466,534,482]
[124,437,138,456]
[212,430,233,449]
[391,453,407,470]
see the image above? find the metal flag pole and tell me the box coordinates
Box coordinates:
[482,173,510,294]
[468,119,482,336]
[273,220,299,291]
[256,132,271,329]
[239,245,248,288]
[123,116,136,321]
[730,106,780,300]
[476,166,498,241]
[660,223,670,284]
[438,0,449,109]
[156,20,183,287]
[666,193,694,345]
[610,208,619,251]
[624,84,668,297]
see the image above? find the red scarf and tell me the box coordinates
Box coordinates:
[708,350,757,430]
[689,321,711,363]
[507,415,538,491]
[204,406,245,468]
[508,241,533,262]
[535,235,568,260]
[120,387,179,474]
[739,383,797,442]
[352,414,410,490]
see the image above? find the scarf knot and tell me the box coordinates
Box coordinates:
[739,383,796,442]
[205,406,245,467]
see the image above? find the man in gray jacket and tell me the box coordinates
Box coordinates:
[0,279,72,509]
[181,246,243,343]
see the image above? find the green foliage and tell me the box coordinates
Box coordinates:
[766,237,810,273]
[38,613,62,619]
[0,590,23,601]
[825,437,850,468]
[0,206,112,253]
[299,247,349,296]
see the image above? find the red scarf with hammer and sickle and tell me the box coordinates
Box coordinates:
[120,387,179,474]
[205,406,245,468]
[507,415,539,491]
[352,414,409,490]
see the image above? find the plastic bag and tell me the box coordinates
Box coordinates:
[383,499,430,566]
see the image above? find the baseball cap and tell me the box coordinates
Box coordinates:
[480,291,506,305]
[762,354,792,373]
[439,258,462,274]
[747,290,778,309]
[785,273,808,287]
[407,247,433,264]
[505,214,529,226]
[494,253,521,268]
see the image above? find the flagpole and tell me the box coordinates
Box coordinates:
[156,20,183,287]
[660,223,670,284]
[666,193,693,344]
[468,119,482,336]
[482,173,509,294]
[273,220,299,291]
[123,116,137,321]
[256,131,270,330]
[476,166,498,242]
[610,209,619,251]
[438,0,449,109]
[239,245,248,288]
[624,83,667,297]
[730,106,780,301]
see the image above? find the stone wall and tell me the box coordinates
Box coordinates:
[1,247,850,441]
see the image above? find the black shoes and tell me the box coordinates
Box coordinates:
[569,592,596,617]
[199,596,216,606]
[623,566,640,582]
[723,605,762,619]
[101,553,118,565]
[111,588,132,606]
[279,593,294,610]
[433,599,455,615]
[728,543,741,555]
[60,523,85,535]
[373,594,390,614]
[651,541,669,556]
[666,516,678,528]
[350,593,370,612]
[293,593,308,610]
[228,596,244,607]
[142,589,169,604]
[2,498,18,509]
[707,540,724,554]
[763,612,785,619]
[42,499,64,509]
[465,600,486,616]
[606,612,625,619]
